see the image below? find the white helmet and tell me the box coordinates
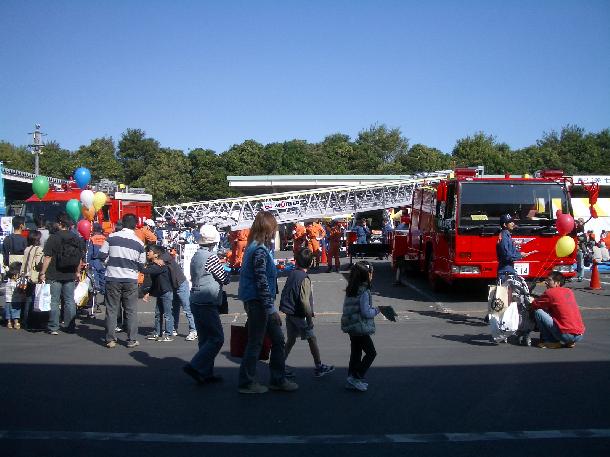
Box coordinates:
[199,224,220,245]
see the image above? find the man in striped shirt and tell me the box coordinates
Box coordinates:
[99,214,146,348]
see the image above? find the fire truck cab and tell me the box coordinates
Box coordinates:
[393,168,576,289]
[22,180,153,234]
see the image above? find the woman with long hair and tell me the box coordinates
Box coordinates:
[20,230,44,330]
[237,211,298,394]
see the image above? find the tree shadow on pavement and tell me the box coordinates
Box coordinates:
[129,350,186,372]
[407,309,487,327]
[431,333,499,347]
[73,314,107,346]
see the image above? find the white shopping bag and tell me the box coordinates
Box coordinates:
[499,302,520,333]
[34,282,52,312]
[74,276,91,308]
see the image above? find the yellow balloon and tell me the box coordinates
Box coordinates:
[555,235,576,257]
[93,192,107,211]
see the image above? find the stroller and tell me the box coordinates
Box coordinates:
[488,274,536,345]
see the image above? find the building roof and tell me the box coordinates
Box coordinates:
[227,174,418,193]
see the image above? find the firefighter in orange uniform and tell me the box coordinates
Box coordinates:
[231,228,249,270]
[135,219,158,246]
[326,220,342,273]
[306,220,326,269]
[292,223,306,256]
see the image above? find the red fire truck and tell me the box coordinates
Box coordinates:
[22,181,153,234]
[392,168,577,289]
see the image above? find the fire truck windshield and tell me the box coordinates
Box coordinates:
[458,182,569,233]
[22,201,68,230]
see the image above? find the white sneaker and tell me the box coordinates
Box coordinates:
[345,376,367,392]
[172,330,178,337]
[185,331,198,341]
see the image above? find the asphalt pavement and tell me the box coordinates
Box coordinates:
[1,253,609,456]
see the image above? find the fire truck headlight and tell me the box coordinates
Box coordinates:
[452,265,481,274]
[553,265,573,273]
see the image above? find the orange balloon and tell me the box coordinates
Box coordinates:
[81,206,96,221]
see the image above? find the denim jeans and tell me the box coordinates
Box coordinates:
[172,280,196,332]
[190,304,224,377]
[238,300,286,388]
[4,302,22,320]
[576,250,584,279]
[21,284,35,329]
[154,290,174,336]
[105,282,139,343]
[534,309,584,344]
[47,280,76,332]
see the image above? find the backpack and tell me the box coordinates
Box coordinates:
[56,234,82,269]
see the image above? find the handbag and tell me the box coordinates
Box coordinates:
[499,302,520,333]
[34,282,52,312]
[488,281,510,314]
[74,271,91,308]
[230,324,271,361]
[16,247,34,291]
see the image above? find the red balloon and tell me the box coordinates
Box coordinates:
[555,213,575,235]
[77,219,92,240]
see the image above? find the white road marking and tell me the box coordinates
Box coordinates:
[1,429,608,444]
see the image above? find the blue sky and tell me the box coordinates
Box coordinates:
[1,0,609,156]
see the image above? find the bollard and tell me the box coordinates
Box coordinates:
[588,261,602,290]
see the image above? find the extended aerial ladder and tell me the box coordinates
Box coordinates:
[1,166,68,185]
[155,171,451,229]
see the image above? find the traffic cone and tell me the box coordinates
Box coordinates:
[321,245,327,264]
[588,261,602,290]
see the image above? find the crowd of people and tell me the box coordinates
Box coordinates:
[1,207,592,394]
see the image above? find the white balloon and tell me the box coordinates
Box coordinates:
[80,189,95,209]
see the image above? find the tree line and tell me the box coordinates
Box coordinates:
[1,124,608,205]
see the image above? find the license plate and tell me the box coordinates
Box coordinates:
[514,263,530,276]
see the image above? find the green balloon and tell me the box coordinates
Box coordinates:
[66,199,81,222]
[32,176,49,199]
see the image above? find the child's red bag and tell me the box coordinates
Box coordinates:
[230,324,271,361]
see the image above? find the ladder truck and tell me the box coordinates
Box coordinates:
[392,168,578,290]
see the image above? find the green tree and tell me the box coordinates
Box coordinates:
[399,144,452,173]
[0,141,32,172]
[189,148,237,201]
[593,129,610,174]
[221,140,267,176]
[353,124,409,173]
[451,132,507,174]
[134,148,193,205]
[39,141,76,179]
[311,133,354,175]
[73,137,124,183]
[118,129,161,185]
[277,140,314,174]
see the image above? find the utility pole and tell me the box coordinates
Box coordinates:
[28,123,45,175]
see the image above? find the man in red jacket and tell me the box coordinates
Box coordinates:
[532,272,585,349]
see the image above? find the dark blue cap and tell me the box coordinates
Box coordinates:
[500,214,513,225]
